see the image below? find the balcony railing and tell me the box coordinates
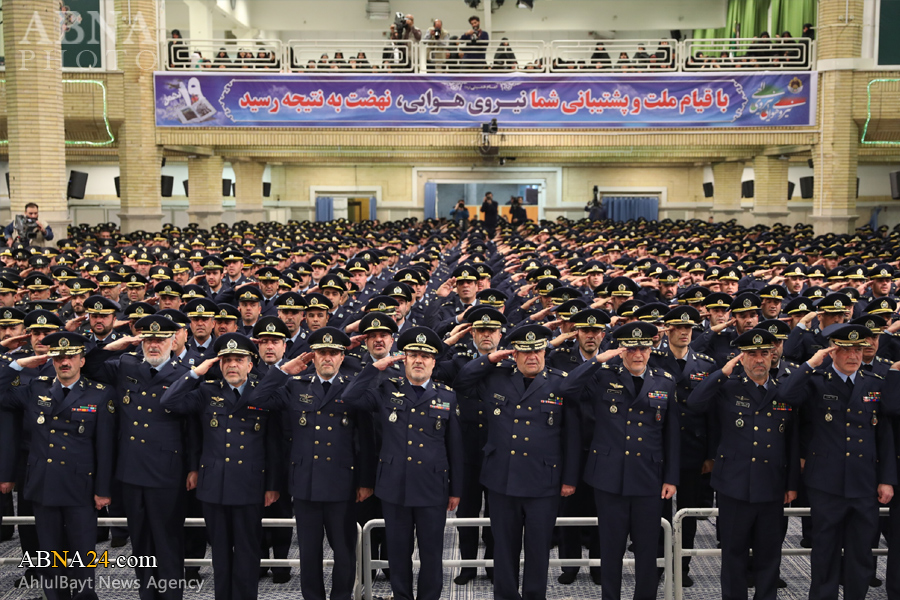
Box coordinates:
[159,37,815,74]
[549,39,678,72]
[682,37,813,71]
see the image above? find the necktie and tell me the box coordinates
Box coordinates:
[233,388,241,402]
[321,381,331,395]
[861,363,873,372]
[286,339,294,353]
[845,377,854,393]
[632,376,643,396]
[676,358,686,372]
[150,368,158,378]
[62,387,70,398]
[413,385,425,399]
[523,377,533,390]
[758,384,766,396]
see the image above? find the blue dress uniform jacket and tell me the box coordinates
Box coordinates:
[778,365,899,496]
[340,364,463,507]
[160,374,281,505]
[559,360,681,494]
[0,367,115,505]
[83,350,197,488]
[783,325,828,364]
[649,348,717,469]
[454,356,581,496]
[688,370,801,503]
[249,368,376,501]
[689,327,739,367]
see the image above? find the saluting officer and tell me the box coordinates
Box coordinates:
[648,305,716,587]
[80,314,196,600]
[0,332,115,600]
[559,321,679,600]
[454,324,580,600]
[778,324,898,600]
[548,308,610,586]
[688,330,800,600]
[341,326,463,600]
[252,326,375,600]
[160,333,281,600]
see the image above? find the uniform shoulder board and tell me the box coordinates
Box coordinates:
[128,352,139,356]
[659,369,674,380]
[787,361,799,368]
[863,370,884,379]
[202,379,218,385]
[651,349,665,356]
[698,353,715,363]
[388,377,401,383]
[876,357,890,364]
[300,332,307,339]
[37,376,49,381]
[93,382,105,390]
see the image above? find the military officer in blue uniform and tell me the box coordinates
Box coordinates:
[251,326,375,600]
[782,292,850,364]
[441,306,507,585]
[648,305,717,587]
[548,308,610,586]
[688,329,800,600]
[0,332,115,600]
[79,314,196,600]
[559,321,680,600]
[183,298,218,367]
[454,324,581,600]
[341,326,463,600]
[160,333,282,600]
[778,324,898,600]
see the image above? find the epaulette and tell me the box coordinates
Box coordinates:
[92,382,106,390]
[435,382,453,391]
[876,356,890,364]
[293,374,314,381]
[389,376,403,384]
[546,367,568,378]
[651,349,666,356]
[787,361,799,368]
[37,376,49,381]
[202,379,218,385]
[862,370,884,380]
[697,353,715,363]
[128,352,139,356]
[659,369,674,380]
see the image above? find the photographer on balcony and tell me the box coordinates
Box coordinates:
[424,19,450,72]
[5,203,53,246]
[463,15,489,70]
[398,14,422,42]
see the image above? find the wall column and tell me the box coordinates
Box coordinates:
[710,162,743,220]
[5,0,68,238]
[116,0,163,233]
[187,155,224,228]
[811,0,864,234]
[232,161,266,223]
[752,154,790,225]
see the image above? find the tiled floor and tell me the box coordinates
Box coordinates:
[0,515,890,599]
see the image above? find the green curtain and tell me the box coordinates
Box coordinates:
[692,0,772,39]
[771,0,816,38]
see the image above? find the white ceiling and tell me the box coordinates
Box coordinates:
[164,0,727,36]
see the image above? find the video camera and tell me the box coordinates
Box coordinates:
[394,12,408,34]
[14,214,40,240]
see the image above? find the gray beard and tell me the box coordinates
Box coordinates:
[144,352,171,368]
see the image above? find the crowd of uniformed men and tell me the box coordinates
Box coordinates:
[0,215,898,600]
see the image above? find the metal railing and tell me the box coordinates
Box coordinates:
[672,506,890,600]
[158,37,815,74]
[362,516,673,600]
[549,39,678,72]
[163,38,285,72]
[420,39,547,73]
[285,39,417,73]
[682,37,814,71]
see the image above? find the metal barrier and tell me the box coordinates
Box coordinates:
[672,507,890,600]
[160,37,815,74]
[361,516,673,600]
[549,39,678,72]
[421,39,546,73]
[285,39,417,73]
[162,38,284,72]
[682,37,815,71]
[0,516,365,600]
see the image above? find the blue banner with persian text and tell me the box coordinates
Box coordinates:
[154,72,815,129]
